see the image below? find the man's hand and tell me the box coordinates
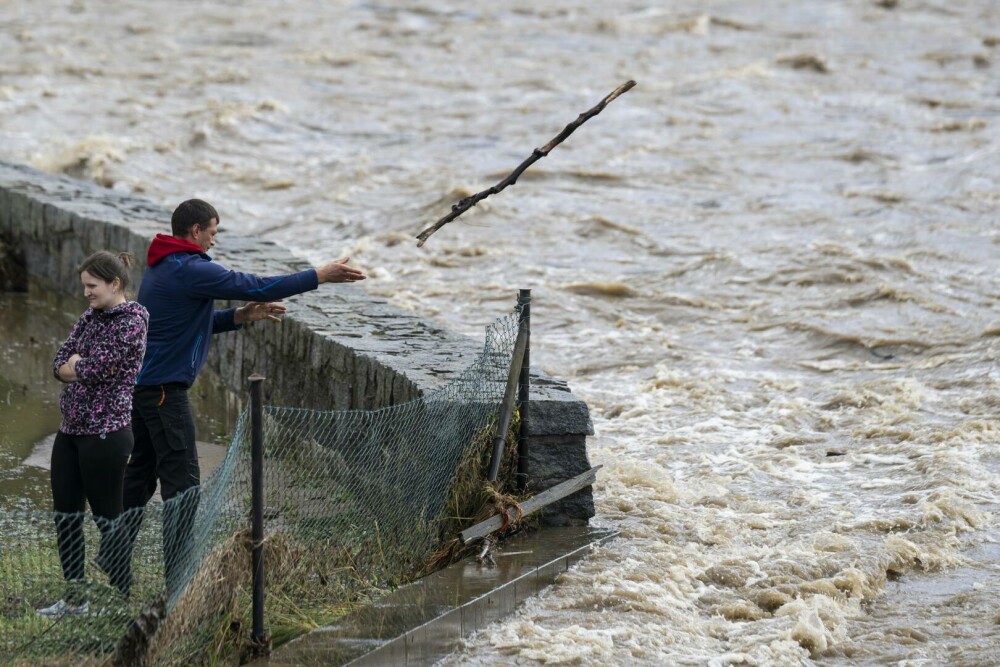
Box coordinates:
[235,301,288,325]
[316,257,366,284]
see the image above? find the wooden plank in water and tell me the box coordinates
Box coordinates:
[459,466,602,544]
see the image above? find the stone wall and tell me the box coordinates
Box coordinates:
[0,161,594,524]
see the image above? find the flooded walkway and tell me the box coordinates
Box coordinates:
[256,527,616,667]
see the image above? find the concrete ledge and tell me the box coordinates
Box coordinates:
[0,160,595,523]
[253,527,617,667]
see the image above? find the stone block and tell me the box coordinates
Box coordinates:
[0,187,11,235]
[8,191,31,237]
[42,202,74,235]
[26,197,46,241]
[525,383,594,438]
[525,434,595,527]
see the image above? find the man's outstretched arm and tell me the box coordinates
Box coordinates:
[203,257,366,333]
[190,256,365,303]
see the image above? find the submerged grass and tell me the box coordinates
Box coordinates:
[147,531,367,666]
[0,528,157,664]
[145,410,532,665]
[428,409,535,572]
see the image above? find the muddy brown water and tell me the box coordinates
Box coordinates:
[2,0,999,663]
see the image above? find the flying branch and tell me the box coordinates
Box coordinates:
[415,80,637,247]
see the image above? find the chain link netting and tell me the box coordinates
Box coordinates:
[1,308,522,665]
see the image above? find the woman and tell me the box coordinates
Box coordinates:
[37,251,148,617]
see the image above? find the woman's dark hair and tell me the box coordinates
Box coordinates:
[171,199,219,236]
[78,251,134,294]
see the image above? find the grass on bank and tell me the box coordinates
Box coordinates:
[2,410,531,665]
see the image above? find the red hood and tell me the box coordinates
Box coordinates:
[147,234,207,266]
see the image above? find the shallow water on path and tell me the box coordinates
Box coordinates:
[0,288,239,509]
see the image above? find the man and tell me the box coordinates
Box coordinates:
[118,199,365,596]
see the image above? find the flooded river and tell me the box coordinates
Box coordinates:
[2,0,999,664]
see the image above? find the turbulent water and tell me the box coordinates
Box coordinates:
[2,1,999,664]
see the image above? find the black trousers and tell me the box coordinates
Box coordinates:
[50,428,133,596]
[121,383,201,597]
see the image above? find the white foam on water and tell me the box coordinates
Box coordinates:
[2,0,999,663]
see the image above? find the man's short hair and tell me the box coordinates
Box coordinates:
[172,199,220,237]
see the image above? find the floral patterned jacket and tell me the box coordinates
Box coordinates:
[52,300,149,436]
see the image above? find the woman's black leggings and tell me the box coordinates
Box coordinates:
[51,429,133,592]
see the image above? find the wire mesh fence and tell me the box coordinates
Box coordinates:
[1,307,522,665]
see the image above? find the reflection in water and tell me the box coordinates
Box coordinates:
[2,0,999,663]
[0,289,74,508]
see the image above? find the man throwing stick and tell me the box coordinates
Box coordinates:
[119,199,364,596]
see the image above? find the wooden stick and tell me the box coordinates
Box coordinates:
[487,321,528,482]
[415,81,637,247]
[459,466,602,544]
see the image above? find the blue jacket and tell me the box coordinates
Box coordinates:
[136,234,318,387]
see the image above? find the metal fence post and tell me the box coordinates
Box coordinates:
[248,374,270,654]
[516,289,531,491]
